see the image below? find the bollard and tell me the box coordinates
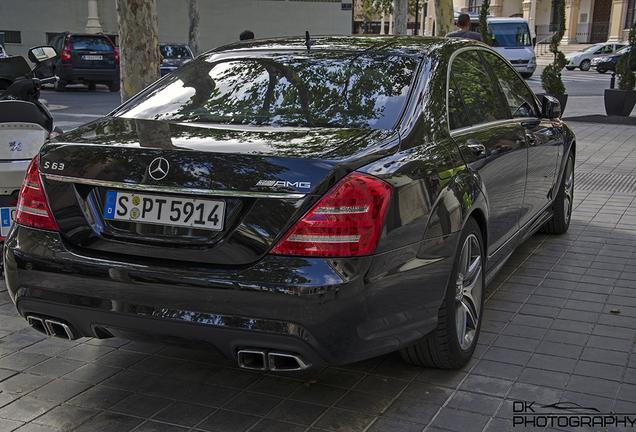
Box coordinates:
[611,72,616,89]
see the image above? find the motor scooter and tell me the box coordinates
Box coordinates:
[1,46,61,262]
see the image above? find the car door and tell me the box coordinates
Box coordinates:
[447,48,527,266]
[481,50,563,230]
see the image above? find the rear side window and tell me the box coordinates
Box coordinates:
[70,36,113,52]
[161,45,193,59]
[450,50,506,127]
[481,51,538,119]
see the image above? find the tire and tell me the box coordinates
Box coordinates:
[400,218,484,369]
[540,151,574,234]
[580,59,591,71]
[597,67,607,73]
[54,79,67,92]
[109,80,120,92]
[88,82,96,91]
[521,72,533,79]
[566,66,575,71]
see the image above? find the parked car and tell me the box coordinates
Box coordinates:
[590,46,636,73]
[159,43,194,76]
[565,42,626,71]
[33,32,119,92]
[3,36,574,371]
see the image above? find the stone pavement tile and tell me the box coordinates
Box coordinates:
[222,391,283,416]
[248,375,304,398]
[607,293,636,307]
[334,390,392,415]
[481,346,533,366]
[573,360,624,381]
[180,383,240,408]
[128,355,185,376]
[351,374,409,398]
[368,357,421,381]
[0,353,47,373]
[95,349,148,369]
[543,329,589,346]
[0,369,17,383]
[445,390,502,416]
[13,423,59,432]
[204,368,264,389]
[24,357,83,378]
[57,344,113,363]
[535,340,584,359]
[62,362,120,384]
[0,396,58,422]
[492,335,540,353]
[66,385,132,410]
[563,298,606,313]
[139,376,199,399]
[580,346,629,366]
[517,368,570,389]
[484,299,523,313]
[0,419,23,431]
[566,375,620,399]
[430,407,491,432]
[458,374,513,398]
[0,333,46,353]
[549,319,594,334]
[510,314,554,329]
[312,407,376,432]
[99,369,160,392]
[483,417,514,432]
[505,383,562,406]
[399,381,454,405]
[109,393,172,417]
[73,411,144,432]
[586,334,633,352]
[19,338,79,357]
[0,373,52,395]
[31,403,99,430]
[382,398,439,424]
[249,418,306,432]
[617,383,636,402]
[310,368,365,389]
[27,378,91,402]
[622,368,636,385]
[525,294,567,308]
[153,401,215,427]
[164,361,223,383]
[365,417,425,432]
[265,399,327,425]
[597,313,636,329]
[289,382,347,406]
[133,421,189,432]
[118,341,165,355]
[470,360,524,381]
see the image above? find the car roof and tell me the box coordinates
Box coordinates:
[209,35,480,58]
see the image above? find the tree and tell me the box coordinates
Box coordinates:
[115,0,162,102]
[540,0,566,94]
[394,0,409,34]
[479,0,493,46]
[435,0,454,36]
[188,0,200,56]
[616,21,636,91]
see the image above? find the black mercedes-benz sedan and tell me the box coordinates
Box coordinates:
[3,36,575,371]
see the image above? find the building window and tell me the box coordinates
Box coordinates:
[1,31,21,44]
[626,0,635,28]
[468,0,482,14]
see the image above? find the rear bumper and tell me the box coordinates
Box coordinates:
[57,68,119,84]
[4,225,457,366]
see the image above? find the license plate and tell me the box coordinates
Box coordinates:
[103,191,225,231]
[1,206,15,239]
[82,55,103,60]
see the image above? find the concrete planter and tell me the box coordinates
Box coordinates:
[604,89,636,116]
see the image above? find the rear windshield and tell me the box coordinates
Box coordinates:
[489,22,533,47]
[71,36,113,52]
[115,51,419,129]
[160,45,193,59]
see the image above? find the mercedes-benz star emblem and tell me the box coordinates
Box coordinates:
[148,157,170,181]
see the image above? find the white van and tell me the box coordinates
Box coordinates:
[460,14,537,79]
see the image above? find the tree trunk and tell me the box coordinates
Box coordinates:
[435,0,454,37]
[393,0,408,35]
[188,0,200,56]
[115,0,161,103]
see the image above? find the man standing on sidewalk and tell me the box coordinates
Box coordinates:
[446,13,482,41]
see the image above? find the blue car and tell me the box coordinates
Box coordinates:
[590,46,636,73]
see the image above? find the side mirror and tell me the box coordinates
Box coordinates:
[541,95,562,119]
[28,46,57,64]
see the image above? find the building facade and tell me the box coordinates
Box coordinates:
[0,0,353,61]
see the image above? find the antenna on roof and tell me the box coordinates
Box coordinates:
[305,31,315,51]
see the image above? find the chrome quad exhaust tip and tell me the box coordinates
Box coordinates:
[26,315,79,340]
[237,348,312,372]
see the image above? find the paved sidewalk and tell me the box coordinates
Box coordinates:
[1,121,636,432]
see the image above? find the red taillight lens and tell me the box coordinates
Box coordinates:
[270,173,392,257]
[14,157,59,232]
[61,47,71,61]
[114,49,120,62]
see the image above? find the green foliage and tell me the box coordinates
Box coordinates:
[478,0,493,46]
[541,0,566,94]
[617,21,636,91]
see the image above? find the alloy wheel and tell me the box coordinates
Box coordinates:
[454,233,483,351]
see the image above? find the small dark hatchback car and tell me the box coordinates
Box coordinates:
[3,36,574,371]
[33,32,120,92]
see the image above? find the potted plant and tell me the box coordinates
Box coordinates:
[540,0,568,112]
[605,21,636,116]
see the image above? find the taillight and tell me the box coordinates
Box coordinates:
[14,157,58,232]
[61,47,71,60]
[270,172,392,257]
[114,49,120,62]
